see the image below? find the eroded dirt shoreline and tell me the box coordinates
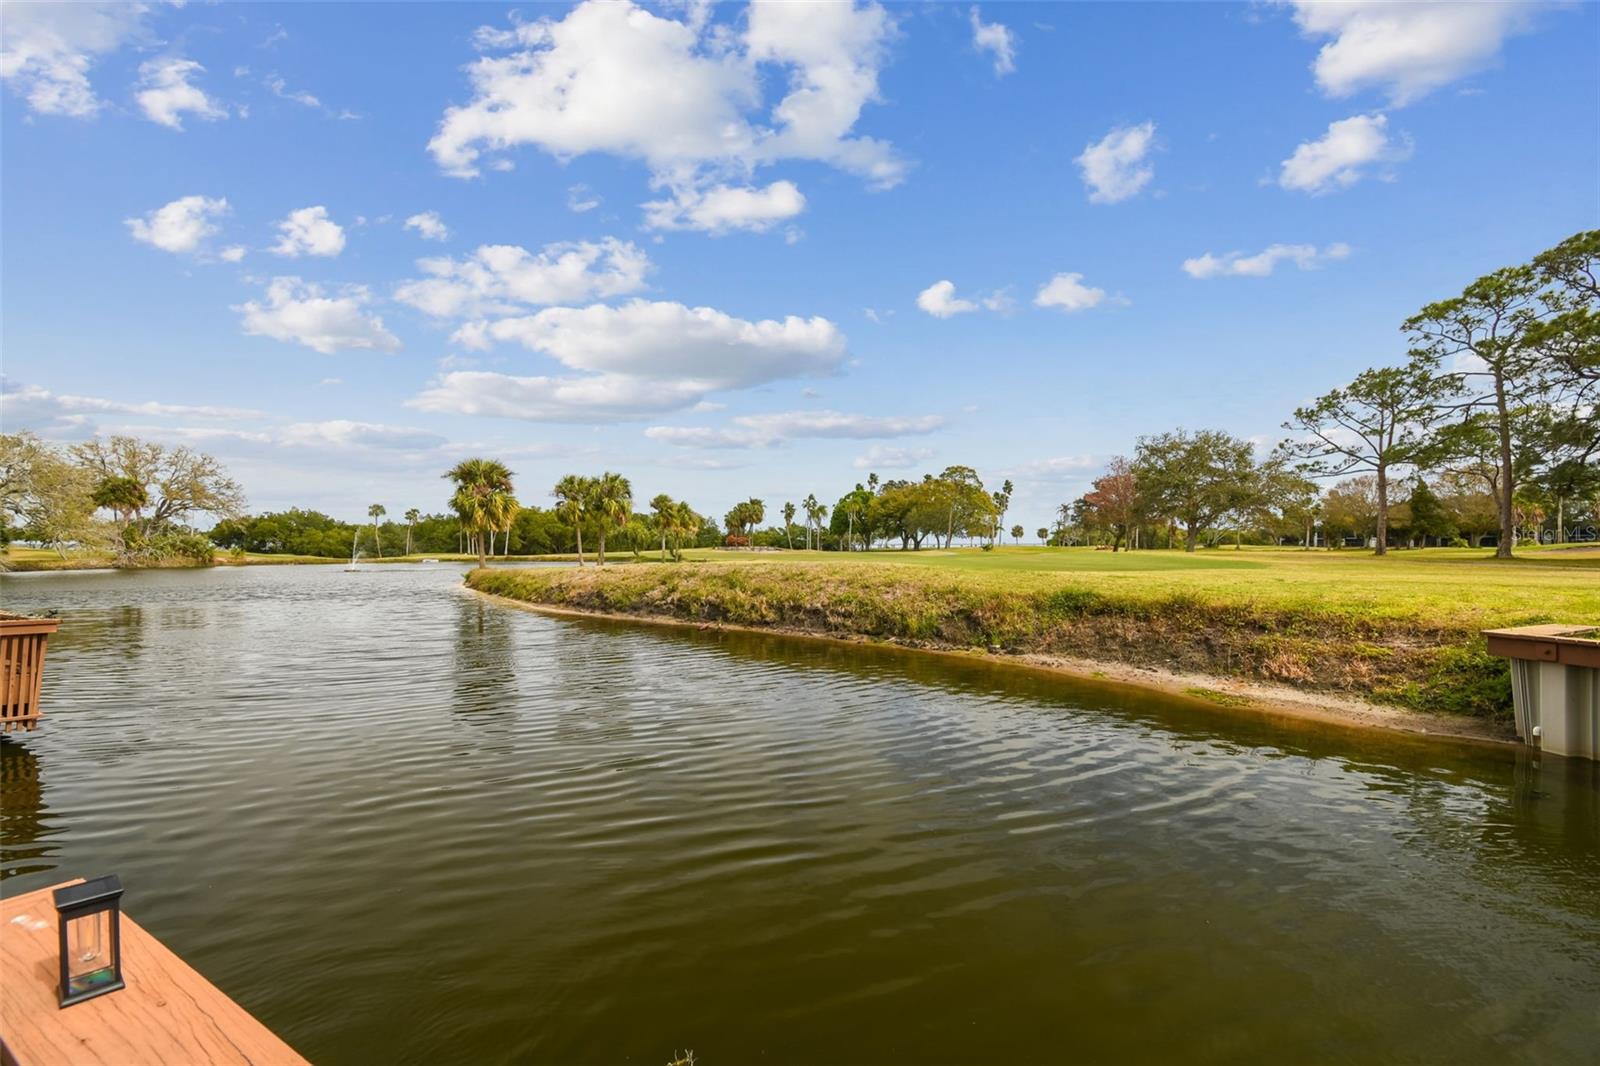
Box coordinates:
[473,589,1519,750]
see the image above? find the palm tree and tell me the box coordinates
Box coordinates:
[667,500,698,560]
[744,497,765,536]
[92,475,147,527]
[444,459,518,569]
[782,501,796,549]
[553,474,591,566]
[368,503,387,558]
[802,493,819,549]
[92,476,148,558]
[590,471,632,565]
[650,493,675,560]
[404,508,420,556]
[803,497,827,550]
[841,489,866,551]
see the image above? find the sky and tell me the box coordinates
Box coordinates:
[3,0,1597,533]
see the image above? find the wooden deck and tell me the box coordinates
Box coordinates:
[1,882,308,1065]
[0,616,59,733]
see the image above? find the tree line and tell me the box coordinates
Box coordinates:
[1066,231,1597,557]
[4,232,1590,566]
[438,462,728,567]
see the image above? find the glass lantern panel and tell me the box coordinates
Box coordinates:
[65,910,117,996]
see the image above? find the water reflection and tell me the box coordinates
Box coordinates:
[0,738,57,880]
[451,598,517,714]
[1,566,1597,1065]
[1495,751,1600,869]
[55,605,146,661]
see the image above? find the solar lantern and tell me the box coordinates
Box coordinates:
[53,875,126,1007]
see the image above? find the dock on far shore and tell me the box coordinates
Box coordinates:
[1,881,308,1066]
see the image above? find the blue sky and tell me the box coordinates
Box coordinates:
[3,1,1597,532]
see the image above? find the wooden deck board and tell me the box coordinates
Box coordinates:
[1,882,308,1066]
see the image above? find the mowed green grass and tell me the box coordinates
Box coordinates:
[642,545,1599,629]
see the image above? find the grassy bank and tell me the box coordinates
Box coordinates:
[466,547,1600,724]
[0,547,342,571]
[0,548,575,571]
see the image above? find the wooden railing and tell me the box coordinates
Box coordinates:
[1,614,60,732]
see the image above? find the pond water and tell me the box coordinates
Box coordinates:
[2,565,1597,1064]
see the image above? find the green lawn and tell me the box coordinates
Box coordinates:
[632,545,1599,629]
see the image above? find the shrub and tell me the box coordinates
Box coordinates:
[129,529,216,567]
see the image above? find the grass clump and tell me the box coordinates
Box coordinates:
[1184,687,1254,708]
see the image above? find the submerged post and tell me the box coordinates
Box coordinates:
[1483,625,1600,761]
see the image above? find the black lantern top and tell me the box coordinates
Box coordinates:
[53,875,124,914]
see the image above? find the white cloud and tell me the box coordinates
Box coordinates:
[235,277,401,355]
[281,420,446,451]
[125,195,229,255]
[739,409,942,439]
[1279,113,1407,193]
[410,299,846,422]
[743,1,902,185]
[125,425,276,446]
[854,444,933,470]
[1289,1,1541,106]
[643,180,806,234]
[1182,241,1351,279]
[1076,121,1156,204]
[567,184,601,213]
[271,206,346,257]
[220,245,247,263]
[28,406,446,456]
[917,280,976,318]
[428,0,903,229]
[403,211,451,242]
[970,7,1016,76]
[1034,273,1107,312]
[914,281,1013,319]
[0,1,151,118]
[264,73,319,109]
[1009,454,1097,481]
[432,1,751,179]
[457,299,844,387]
[136,57,227,130]
[395,238,651,318]
[410,372,707,423]
[646,409,944,448]
[1,382,266,422]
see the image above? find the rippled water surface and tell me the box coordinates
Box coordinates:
[2,565,1598,1063]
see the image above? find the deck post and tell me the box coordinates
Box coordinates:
[1483,625,1600,761]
